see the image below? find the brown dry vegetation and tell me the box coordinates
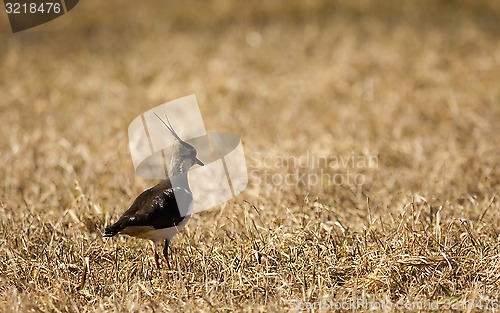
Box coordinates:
[1,0,499,312]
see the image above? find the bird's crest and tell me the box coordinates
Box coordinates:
[153,112,204,169]
[154,112,191,147]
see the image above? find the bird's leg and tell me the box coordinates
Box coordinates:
[163,239,171,270]
[151,241,160,270]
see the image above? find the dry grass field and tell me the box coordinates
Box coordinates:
[1,0,500,311]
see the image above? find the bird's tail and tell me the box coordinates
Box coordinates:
[103,226,120,238]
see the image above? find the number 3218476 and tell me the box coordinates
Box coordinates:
[5,2,62,14]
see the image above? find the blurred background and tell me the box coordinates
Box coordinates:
[1,0,498,211]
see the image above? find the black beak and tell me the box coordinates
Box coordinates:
[195,158,204,166]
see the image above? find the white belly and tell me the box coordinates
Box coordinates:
[120,216,190,242]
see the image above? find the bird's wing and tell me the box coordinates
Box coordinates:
[104,180,192,237]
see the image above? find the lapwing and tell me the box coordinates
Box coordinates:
[104,113,203,269]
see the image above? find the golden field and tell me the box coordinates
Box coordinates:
[0,0,499,311]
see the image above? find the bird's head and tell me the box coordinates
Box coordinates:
[154,113,204,175]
